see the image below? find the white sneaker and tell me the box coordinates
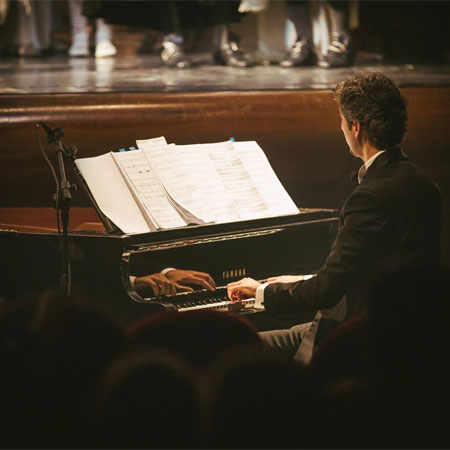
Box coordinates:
[95,40,117,58]
[69,32,89,57]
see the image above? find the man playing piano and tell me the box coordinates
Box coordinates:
[227,72,443,364]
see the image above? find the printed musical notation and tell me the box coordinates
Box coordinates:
[75,137,299,234]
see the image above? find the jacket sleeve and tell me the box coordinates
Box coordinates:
[263,188,391,313]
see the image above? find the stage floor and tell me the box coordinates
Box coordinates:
[1,54,450,94]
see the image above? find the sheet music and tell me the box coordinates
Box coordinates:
[203,141,271,220]
[175,144,241,223]
[111,150,186,229]
[139,143,213,224]
[233,141,299,217]
[136,136,167,148]
[75,153,151,234]
[75,137,299,233]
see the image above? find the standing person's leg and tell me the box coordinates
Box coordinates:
[94,18,116,57]
[211,23,253,67]
[159,2,192,67]
[208,1,253,67]
[15,0,46,56]
[68,0,89,56]
[280,0,316,67]
[318,1,353,68]
[33,0,53,53]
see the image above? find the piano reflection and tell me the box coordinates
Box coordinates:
[0,207,338,329]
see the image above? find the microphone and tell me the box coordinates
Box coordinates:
[37,121,64,144]
[37,121,53,136]
[37,122,77,159]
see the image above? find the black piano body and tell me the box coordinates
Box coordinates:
[0,208,338,329]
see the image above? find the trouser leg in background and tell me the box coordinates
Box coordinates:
[285,0,313,44]
[259,322,312,362]
[328,0,349,38]
[95,18,117,57]
[318,0,353,67]
[280,0,315,66]
[259,310,322,365]
[68,0,89,56]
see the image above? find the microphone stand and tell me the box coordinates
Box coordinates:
[38,122,77,298]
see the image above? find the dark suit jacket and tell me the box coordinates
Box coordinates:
[264,148,443,343]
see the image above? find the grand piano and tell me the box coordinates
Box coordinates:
[0,206,338,329]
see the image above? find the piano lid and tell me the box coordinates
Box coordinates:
[0,206,338,244]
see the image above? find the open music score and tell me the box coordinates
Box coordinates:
[113,149,187,230]
[75,137,300,234]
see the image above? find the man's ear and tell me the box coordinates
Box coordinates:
[352,120,361,137]
[353,120,367,144]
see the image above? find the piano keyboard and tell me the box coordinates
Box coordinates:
[143,276,316,313]
[176,297,256,312]
[150,286,257,313]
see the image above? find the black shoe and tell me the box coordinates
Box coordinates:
[213,40,254,67]
[318,32,353,68]
[160,41,192,68]
[280,39,315,67]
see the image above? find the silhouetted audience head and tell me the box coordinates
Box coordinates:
[302,263,450,448]
[365,263,450,380]
[201,347,318,449]
[364,263,450,447]
[0,290,129,448]
[92,348,201,449]
[128,309,263,369]
[308,315,369,387]
[309,263,450,448]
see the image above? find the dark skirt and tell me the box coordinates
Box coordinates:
[82,0,242,32]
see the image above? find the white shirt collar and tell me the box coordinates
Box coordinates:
[358,150,385,183]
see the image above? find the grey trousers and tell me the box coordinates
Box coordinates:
[258,313,322,365]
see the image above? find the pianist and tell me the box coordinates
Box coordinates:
[227,72,443,365]
[131,268,216,298]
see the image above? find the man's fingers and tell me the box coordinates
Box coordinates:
[194,272,216,289]
[191,276,215,291]
[173,283,194,293]
[178,275,215,291]
[150,281,160,297]
[227,280,243,289]
[184,272,216,290]
[227,284,244,301]
[227,278,260,301]
[159,280,176,296]
[134,275,177,298]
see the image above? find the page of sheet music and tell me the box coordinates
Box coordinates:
[75,153,151,234]
[139,143,214,224]
[175,144,242,223]
[203,141,271,220]
[233,141,299,217]
[136,142,206,225]
[136,136,167,148]
[111,150,187,229]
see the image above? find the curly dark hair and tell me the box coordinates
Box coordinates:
[334,72,408,150]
